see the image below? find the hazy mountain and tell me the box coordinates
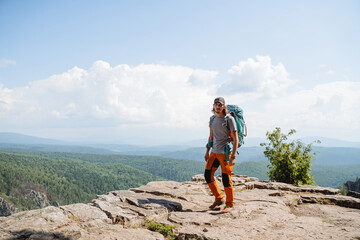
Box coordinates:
[0,133,190,155]
[0,143,115,154]
[0,132,67,145]
[162,146,360,165]
[92,144,190,155]
[1,132,359,161]
[160,146,266,162]
[300,137,360,148]
[182,137,360,148]
[2,132,360,148]
[184,137,266,147]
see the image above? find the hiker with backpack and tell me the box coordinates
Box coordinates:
[204,97,246,213]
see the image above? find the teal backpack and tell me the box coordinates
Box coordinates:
[226,104,247,148]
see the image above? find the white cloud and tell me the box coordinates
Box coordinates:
[244,81,360,141]
[1,57,359,142]
[0,59,16,68]
[216,57,360,141]
[0,61,218,130]
[219,56,295,99]
[187,69,218,86]
[325,70,335,75]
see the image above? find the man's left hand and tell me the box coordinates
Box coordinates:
[229,156,236,166]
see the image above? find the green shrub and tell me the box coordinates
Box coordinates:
[260,127,319,186]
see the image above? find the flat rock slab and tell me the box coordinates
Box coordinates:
[1,177,360,240]
[301,194,360,209]
[0,204,164,240]
[252,181,341,195]
[168,211,219,226]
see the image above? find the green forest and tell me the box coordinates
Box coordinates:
[0,152,164,210]
[1,149,359,212]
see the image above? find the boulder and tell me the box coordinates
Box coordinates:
[0,197,18,216]
[345,177,360,193]
[347,190,360,199]
[25,190,50,209]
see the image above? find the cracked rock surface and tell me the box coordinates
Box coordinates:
[1,174,360,240]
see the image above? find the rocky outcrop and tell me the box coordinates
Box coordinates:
[0,189,50,217]
[300,194,360,208]
[25,190,50,209]
[1,174,360,240]
[25,190,50,208]
[345,177,360,197]
[0,197,18,217]
[347,190,360,199]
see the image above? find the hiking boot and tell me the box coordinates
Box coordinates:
[209,199,224,209]
[221,205,233,213]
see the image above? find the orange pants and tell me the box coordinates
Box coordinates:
[204,152,234,207]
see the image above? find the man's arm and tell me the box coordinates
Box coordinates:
[230,130,238,166]
[204,128,213,162]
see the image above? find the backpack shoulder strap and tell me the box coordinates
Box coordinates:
[210,115,216,128]
[224,114,231,130]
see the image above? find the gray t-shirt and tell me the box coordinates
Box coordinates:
[209,115,237,154]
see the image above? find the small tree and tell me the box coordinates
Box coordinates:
[260,127,319,186]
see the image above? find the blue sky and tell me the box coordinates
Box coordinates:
[0,0,359,144]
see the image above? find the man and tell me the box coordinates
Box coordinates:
[204,97,238,213]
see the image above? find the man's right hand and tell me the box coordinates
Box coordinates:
[204,152,209,162]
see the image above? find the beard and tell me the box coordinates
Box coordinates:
[214,108,223,114]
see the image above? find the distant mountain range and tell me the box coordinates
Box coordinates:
[185,136,360,148]
[159,146,360,165]
[0,132,360,166]
[0,132,67,145]
[1,132,360,148]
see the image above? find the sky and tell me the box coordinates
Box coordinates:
[0,0,359,144]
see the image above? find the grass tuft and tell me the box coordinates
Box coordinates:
[143,218,177,239]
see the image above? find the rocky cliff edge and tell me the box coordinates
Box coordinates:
[1,174,360,240]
